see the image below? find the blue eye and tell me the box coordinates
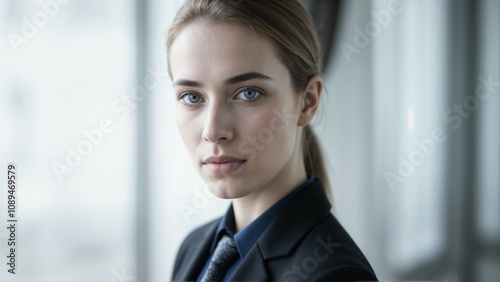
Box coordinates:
[237,88,262,102]
[181,93,202,104]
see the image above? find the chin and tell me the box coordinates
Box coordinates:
[197,168,254,198]
[206,179,251,199]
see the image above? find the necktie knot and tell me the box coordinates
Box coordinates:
[201,235,239,282]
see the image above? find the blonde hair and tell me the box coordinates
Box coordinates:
[166,0,331,198]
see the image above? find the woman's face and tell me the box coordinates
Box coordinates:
[170,22,306,200]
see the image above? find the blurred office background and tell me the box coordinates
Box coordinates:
[0,0,498,281]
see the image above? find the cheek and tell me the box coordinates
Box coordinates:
[241,110,298,157]
[175,109,200,151]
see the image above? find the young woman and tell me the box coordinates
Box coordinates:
[167,0,377,281]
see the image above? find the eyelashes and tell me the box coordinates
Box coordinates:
[178,87,264,108]
[180,93,203,105]
[235,88,262,102]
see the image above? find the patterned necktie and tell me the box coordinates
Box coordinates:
[201,235,239,282]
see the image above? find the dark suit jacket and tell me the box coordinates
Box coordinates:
[172,178,378,281]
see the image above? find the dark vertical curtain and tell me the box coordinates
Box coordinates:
[446,0,479,281]
[303,0,342,72]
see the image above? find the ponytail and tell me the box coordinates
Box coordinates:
[303,125,331,200]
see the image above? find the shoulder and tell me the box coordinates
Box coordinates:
[173,218,220,271]
[275,214,378,281]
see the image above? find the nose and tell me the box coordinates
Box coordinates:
[202,101,234,144]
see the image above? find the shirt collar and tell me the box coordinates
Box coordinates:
[210,174,315,258]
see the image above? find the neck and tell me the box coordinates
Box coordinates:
[232,167,307,232]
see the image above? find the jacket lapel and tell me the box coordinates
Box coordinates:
[231,243,269,281]
[232,179,331,280]
[258,178,331,260]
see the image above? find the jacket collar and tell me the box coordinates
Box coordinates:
[231,178,331,280]
[259,177,331,259]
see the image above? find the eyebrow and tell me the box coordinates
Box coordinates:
[225,72,273,85]
[173,72,273,87]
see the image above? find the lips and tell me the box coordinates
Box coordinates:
[204,155,245,164]
[203,155,246,174]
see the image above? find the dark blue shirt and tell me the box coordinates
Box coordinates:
[196,174,315,282]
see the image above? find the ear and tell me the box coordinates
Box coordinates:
[297,75,323,126]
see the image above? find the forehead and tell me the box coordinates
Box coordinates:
[169,22,288,82]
